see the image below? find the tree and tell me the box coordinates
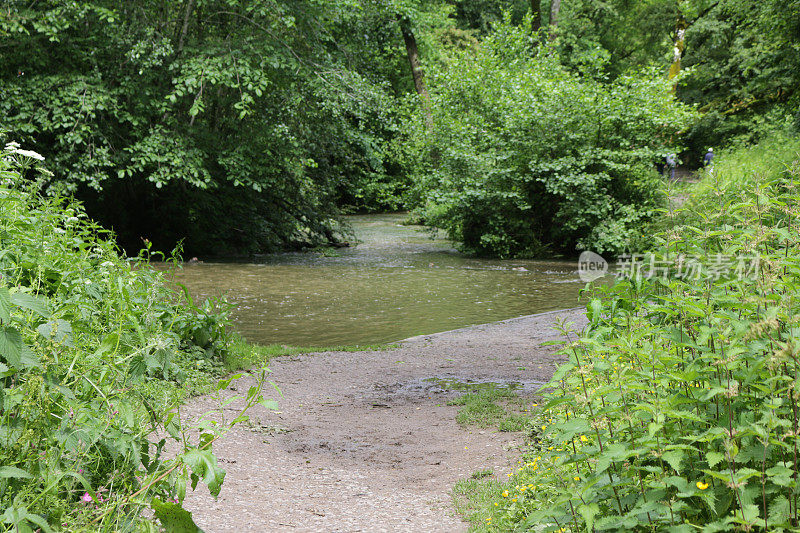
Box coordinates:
[397,14,434,128]
[0,0,405,254]
[530,0,542,31]
[397,19,698,257]
[549,0,562,36]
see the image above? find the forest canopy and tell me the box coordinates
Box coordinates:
[1,0,798,257]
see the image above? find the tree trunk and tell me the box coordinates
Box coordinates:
[176,0,195,55]
[397,16,433,129]
[668,2,719,91]
[668,12,687,90]
[530,0,542,32]
[549,0,561,39]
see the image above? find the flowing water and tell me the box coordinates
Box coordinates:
[169,214,586,346]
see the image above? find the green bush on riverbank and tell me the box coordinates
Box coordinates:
[397,18,697,258]
[482,137,800,531]
[0,146,268,531]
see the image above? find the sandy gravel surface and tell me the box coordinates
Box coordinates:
[183,308,586,532]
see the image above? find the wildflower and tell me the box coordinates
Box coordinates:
[81,492,93,503]
[15,149,45,161]
[573,476,580,481]
[580,435,588,443]
[696,481,709,490]
[502,490,509,497]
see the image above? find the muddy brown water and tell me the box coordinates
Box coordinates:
[169,214,586,346]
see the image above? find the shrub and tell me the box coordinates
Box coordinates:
[489,139,800,530]
[398,19,697,258]
[0,145,273,531]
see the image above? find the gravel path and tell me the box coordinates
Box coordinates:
[183,308,586,532]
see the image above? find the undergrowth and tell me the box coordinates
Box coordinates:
[480,136,800,531]
[0,145,276,531]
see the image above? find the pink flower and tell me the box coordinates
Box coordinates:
[82,492,92,503]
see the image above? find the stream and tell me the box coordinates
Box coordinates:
[170,214,586,346]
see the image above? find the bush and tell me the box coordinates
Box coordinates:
[488,139,800,530]
[0,145,272,531]
[397,19,697,258]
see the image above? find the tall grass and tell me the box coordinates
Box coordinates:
[483,136,800,531]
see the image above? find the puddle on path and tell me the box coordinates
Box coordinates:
[370,376,547,403]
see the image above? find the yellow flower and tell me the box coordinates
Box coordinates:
[574,476,581,481]
[502,490,509,497]
[494,502,499,506]
[580,435,588,443]
[512,498,517,502]
[696,481,709,490]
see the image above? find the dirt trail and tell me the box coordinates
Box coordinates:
[183,308,586,532]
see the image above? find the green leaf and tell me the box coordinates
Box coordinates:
[95,333,120,357]
[0,287,12,323]
[706,451,724,468]
[662,449,684,473]
[765,464,794,487]
[258,398,279,411]
[129,354,146,378]
[10,292,49,318]
[165,412,181,440]
[0,326,39,369]
[0,506,53,533]
[36,319,73,346]
[768,495,791,524]
[578,503,599,530]
[0,466,33,479]
[152,498,204,533]
[182,449,226,498]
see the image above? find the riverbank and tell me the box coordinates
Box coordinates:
[182,308,586,532]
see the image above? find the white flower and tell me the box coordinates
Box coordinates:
[4,141,20,151]
[15,149,45,161]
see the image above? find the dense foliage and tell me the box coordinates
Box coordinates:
[0,146,273,531]
[0,0,409,254]
[399,20,696,257]
[2,0,797,257]
[550,0,800,160]
[486,136,800,530]
[679,0,800,158]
